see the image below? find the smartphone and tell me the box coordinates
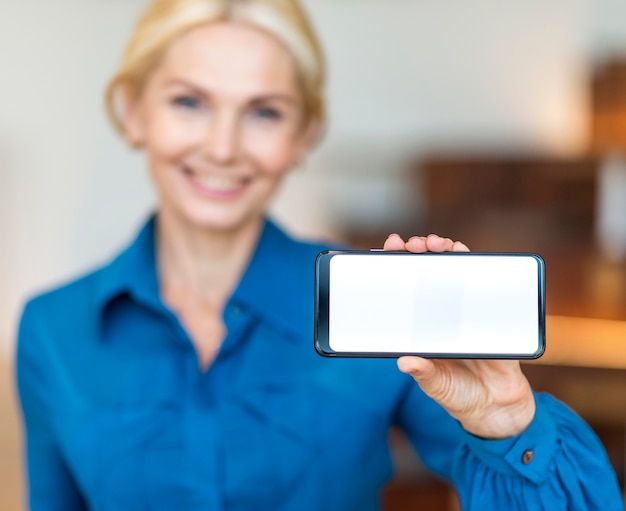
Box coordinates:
[314,250,545,359]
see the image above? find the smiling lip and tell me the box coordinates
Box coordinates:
[181,165,249,199]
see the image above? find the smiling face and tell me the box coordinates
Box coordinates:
[125,22,315,234]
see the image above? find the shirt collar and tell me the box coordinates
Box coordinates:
[229,219,316,342]
[94,215,319,343]
[93,214,161,317]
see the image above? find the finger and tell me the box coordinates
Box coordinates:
[383,233,407,251]
[405,236,428,253]
[424,234,454,252]
[452,240,470,252]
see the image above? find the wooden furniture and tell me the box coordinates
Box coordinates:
[414,155,607,317]
[591,59,626,154]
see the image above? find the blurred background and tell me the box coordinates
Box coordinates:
[2,0,626,509]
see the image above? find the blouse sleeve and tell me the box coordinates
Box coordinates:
[396,386,623,510]
[16,301,87,511]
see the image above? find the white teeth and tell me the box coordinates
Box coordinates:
[196,174,244,191]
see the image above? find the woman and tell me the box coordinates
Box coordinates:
[16,1,622,510]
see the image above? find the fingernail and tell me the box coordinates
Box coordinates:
[398,358,419,375]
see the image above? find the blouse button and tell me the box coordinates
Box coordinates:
[521,449,534,464]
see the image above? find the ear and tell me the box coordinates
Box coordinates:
[120,86,146,149]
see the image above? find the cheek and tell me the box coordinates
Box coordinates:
[145,111,204,162]
[244,131,304,176]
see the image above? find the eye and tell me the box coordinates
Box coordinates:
[171,95,201,109]
[251,107,282,121]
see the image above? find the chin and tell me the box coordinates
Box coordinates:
[180,206,262,234]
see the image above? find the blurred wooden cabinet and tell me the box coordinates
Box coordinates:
[417,155,597,252]
[413,154,625,320]
[591,59,626,154]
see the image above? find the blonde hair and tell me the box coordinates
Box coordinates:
[105,0,325,136]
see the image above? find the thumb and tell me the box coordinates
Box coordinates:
[397,356,438,383]
[397,356,455,408]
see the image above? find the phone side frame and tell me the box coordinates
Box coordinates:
[314,250,546,359]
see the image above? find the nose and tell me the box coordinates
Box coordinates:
[204,112,239,165]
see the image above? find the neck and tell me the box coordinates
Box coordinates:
[155,211,263,309]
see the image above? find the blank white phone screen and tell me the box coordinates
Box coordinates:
[328,254,541,355]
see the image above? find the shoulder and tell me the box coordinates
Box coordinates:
[255,219,342,300]
[262,218,345,271]
[18,264,110,343]
[19,216,154,334]
[24,265,104,310]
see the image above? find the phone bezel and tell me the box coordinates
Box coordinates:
[314,250,546,359]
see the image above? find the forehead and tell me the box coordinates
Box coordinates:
[154,22,300,96]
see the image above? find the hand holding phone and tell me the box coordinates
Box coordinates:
[315,233,539,439]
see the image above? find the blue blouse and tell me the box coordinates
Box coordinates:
[17,217,623,511]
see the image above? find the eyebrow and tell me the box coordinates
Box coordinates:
[164,79,300,106]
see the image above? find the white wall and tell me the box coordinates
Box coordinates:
[1,0,626,352]
[0,1,151,352]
